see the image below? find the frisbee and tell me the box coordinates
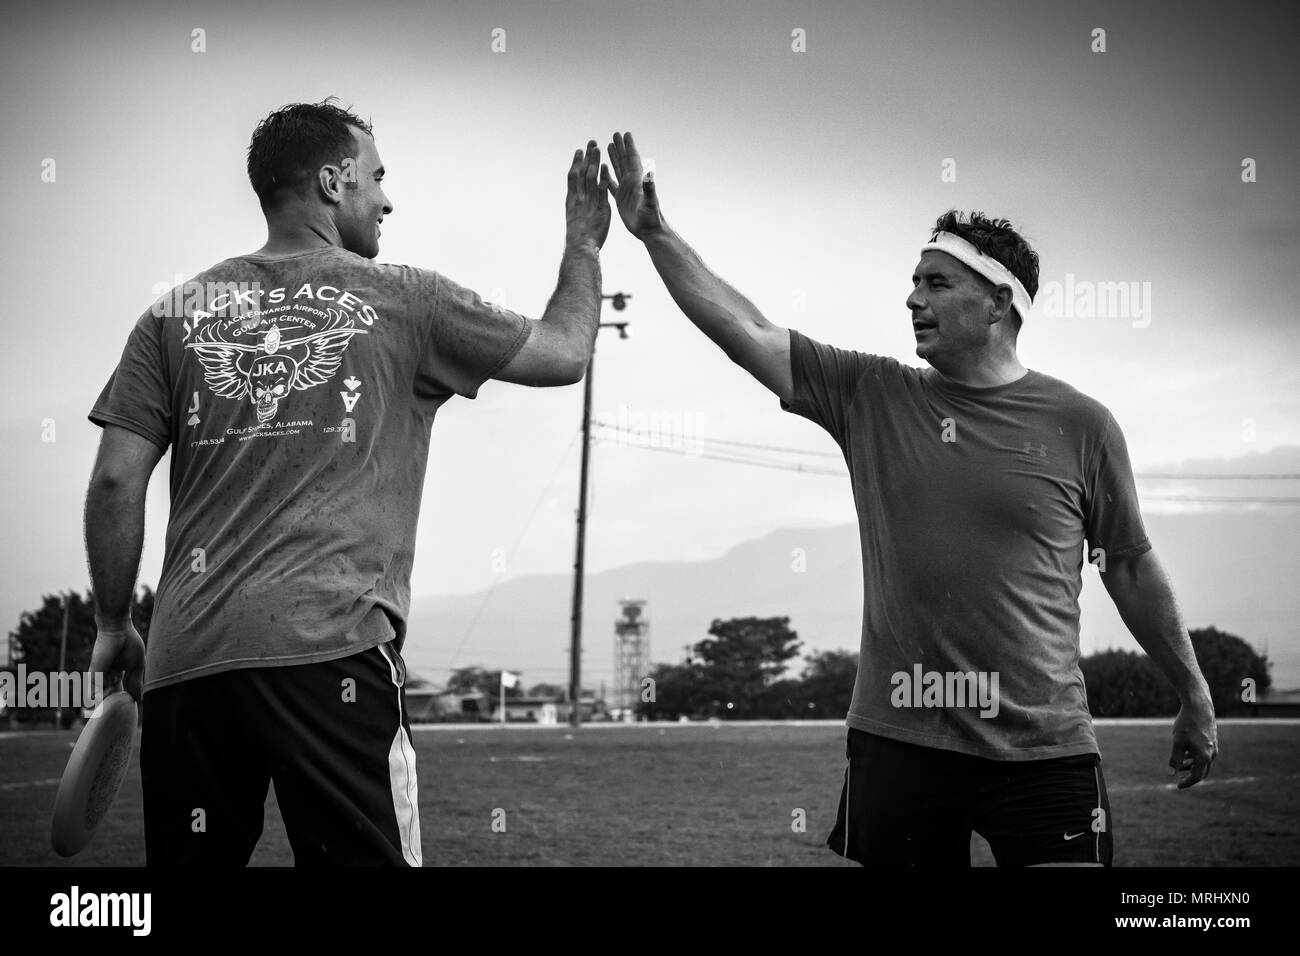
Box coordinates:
[50,691,138,857]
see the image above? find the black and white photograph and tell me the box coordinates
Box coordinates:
[0,0,1294,937]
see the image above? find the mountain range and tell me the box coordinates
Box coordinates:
[403,447,1300,696]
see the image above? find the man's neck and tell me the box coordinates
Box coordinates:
[928,350,1027,388]
[252,217,340,258]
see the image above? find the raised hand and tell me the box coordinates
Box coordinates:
[565,139,612,251]
[607,131,664,240]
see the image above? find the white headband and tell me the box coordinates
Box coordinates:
[920,231,1033,322]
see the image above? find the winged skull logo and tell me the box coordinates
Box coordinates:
[185,309,368,424]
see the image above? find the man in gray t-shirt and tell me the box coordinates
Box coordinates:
[84,100,613,866]
[90,254,535,695]
[605,130,1218,866]
[782,333,1151,761]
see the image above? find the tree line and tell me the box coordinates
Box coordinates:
[635,617,1272,721]
[5,593,1272,724]
[3,587,154,727]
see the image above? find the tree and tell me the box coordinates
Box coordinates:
[763,677,807,719]
[640,616,803,720]
[445,667,523,701]
[1189,626,1270,716]
[693,616,803,718]
[526,683,566,699]
[1080,626,1271,718]
[7,586,154,727]
[639,661,707,721]
[1080,649,1176,717]
[445,666,487,696]
[798,649,858,718]
[9,586,155,673]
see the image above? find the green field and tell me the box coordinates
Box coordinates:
[2,721,1296,866]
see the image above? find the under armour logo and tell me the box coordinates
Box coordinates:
[1022,442,1048,458]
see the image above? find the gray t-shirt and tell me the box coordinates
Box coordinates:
[781,329,1150,759]
[89,247,531,691]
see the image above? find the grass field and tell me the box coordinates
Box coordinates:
[1,720,1296,867]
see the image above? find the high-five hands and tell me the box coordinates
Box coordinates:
[607,132,665,241]
[564,131,665,247]
[566,139,613,250]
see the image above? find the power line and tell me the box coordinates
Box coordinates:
[598,438,1300,504]
[593,420,841,459]
[593,422,1299,480]
[605,438,847,477]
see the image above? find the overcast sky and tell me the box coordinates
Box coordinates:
[2,0,1296,682]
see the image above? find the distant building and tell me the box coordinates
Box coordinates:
[399,675,494,723]
[400,676,609,724]
[411,690,493,723]
[501,695,607,723]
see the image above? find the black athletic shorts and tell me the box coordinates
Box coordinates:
[827,729,1112,867]
[141,641,422,866]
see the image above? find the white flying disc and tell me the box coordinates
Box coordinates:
[50,691,138,857]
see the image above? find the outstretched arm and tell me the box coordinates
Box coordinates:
[1101,548,1218,788]
[495,140,612,386]
[607,132,792,403]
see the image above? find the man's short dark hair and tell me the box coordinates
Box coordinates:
[930,210,1039,336]
[247,98,373,211]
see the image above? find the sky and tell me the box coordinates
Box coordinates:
[2,0,1297,684]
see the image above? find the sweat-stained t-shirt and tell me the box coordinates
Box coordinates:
[781,328,1151,760]
[89,246,531,692]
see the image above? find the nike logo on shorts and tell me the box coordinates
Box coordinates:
[1063,831,1086,840]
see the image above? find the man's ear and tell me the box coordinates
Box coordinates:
[316,165,344,205]
[988,284,1015,324]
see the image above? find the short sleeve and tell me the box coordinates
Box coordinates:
[88,311,172,450]
[414,271,532,401]
[1084,413,1151,560]
[779,328,871,446]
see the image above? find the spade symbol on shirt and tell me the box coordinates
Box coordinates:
[341,376,361,413]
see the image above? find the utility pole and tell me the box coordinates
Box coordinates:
[569,294,631,728]
[55,593,69,729]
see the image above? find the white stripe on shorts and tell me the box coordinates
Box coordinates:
[844,758,852,857]
[1093,760,1102,864]
[379,641,423,867]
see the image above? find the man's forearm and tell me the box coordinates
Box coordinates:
[539,238,603,365]
[1105,550,1210,701]
[642,225,771,360]
[85,477,146,627]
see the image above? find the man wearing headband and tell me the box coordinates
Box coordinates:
[606,131,1217,867]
